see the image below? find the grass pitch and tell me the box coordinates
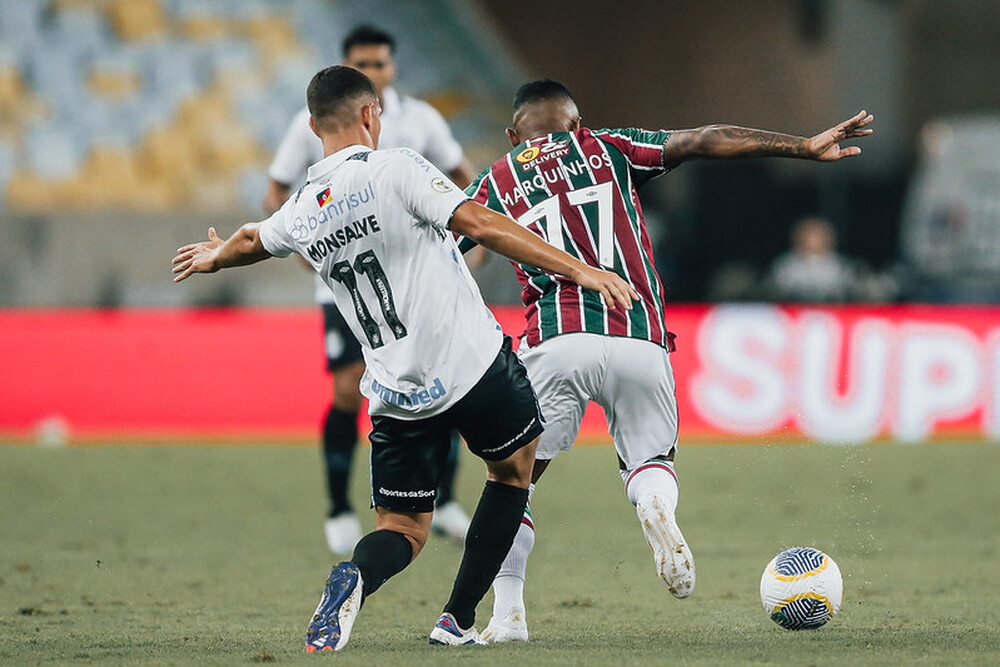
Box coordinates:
[1,440,998,665]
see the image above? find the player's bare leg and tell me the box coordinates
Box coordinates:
[483,457,550,643]
[430,438,537,646]
[624,454,695,599]
[307,509,431,651]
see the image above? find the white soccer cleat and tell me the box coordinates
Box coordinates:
[324,513,362,555]
[636,495,695,598]
[482,606,529,643]
[428,613,486,646]
[431,501,471,542]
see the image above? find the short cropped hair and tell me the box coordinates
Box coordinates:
[307,65,378,132]
[513,79,576,112]
[342,25,396,56]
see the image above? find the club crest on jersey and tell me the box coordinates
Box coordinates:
[430,177,453,193]
[515,140,570,171]
[316,187,332,208]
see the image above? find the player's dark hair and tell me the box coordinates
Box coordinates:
[342,24,396,56]
[307,65,378,131]
[513,79,576,112]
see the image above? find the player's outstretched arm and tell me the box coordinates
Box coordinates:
[172,223,271,283]
[450,201,638,311]
[662,110,874,163]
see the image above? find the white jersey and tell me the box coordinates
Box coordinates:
[259,145,503,420]
[267,87,466,304]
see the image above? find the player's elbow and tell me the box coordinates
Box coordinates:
[238,223,270,261]
[688,125,728,158]
[449,201,494,244]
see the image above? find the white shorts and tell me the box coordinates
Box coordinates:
[519,333,679,470]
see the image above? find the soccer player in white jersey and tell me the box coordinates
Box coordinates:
[263,25,477,554]
[466,80,874,642]
[172,67,638,650]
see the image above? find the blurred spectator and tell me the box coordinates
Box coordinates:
[766,216,858,303]
[901,116,1000,302]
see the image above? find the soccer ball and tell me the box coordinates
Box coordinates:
[759,547,843,630]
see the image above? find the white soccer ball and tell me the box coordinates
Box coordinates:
[759,547,843,630]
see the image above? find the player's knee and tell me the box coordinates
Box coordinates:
[486,438,538,488]
[392,525,429,558]
[374,511,431,558]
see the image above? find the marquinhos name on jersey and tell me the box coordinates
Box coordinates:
[469,127,675,351]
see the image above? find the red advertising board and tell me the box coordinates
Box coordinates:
[2,306,998,443]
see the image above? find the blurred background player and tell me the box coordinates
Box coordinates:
[467,80,874,642]
[262,25,476,553]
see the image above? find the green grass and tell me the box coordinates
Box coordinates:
[2,441,998,665]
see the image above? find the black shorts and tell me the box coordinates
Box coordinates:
[368,336,544,512]
[322,303,364,371]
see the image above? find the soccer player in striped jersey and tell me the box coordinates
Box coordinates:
[468,79,873,642]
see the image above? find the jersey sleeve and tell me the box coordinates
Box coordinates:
[413,101,464,173]
[450,167,497,253]
[387,149,470,231]
[595,127,674,187]
[464,167,493,202]
[267,107,321,186]
[257,198,298,258]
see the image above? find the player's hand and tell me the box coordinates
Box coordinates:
[571,266,639,311]
[806,110,874,161]
[172,227,224,283]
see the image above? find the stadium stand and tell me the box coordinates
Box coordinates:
[0,0,520,214]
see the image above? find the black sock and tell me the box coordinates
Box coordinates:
[435,431,462,507]
[443,481,529,629]
[351,529,413,601]
[323,405,358,517]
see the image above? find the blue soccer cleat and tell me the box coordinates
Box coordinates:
[305,561,363,652]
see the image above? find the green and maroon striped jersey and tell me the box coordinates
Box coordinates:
[466,127,675,349]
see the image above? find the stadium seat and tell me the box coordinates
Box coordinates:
[423,91,470,120]
[107,0,168,42]
[208,41,264,93]
[88,53,141,101]
[53,0,107,9]
[24,124,84,180]
[243,14,304,63]
[0,56,27,111]
[52,8,113,57]
[143,41,204,107]
[201,123,265,174]
[0,140,13,208]
[173,1,231,43]
[73,143,143,208]
[0,0,46,52]
[4,166,100,213]
[139,125,200,183]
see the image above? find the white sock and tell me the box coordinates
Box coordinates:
[622,459,679,512]
[491,483,535,617]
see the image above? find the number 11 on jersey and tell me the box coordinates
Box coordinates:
[330,249,407,349]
